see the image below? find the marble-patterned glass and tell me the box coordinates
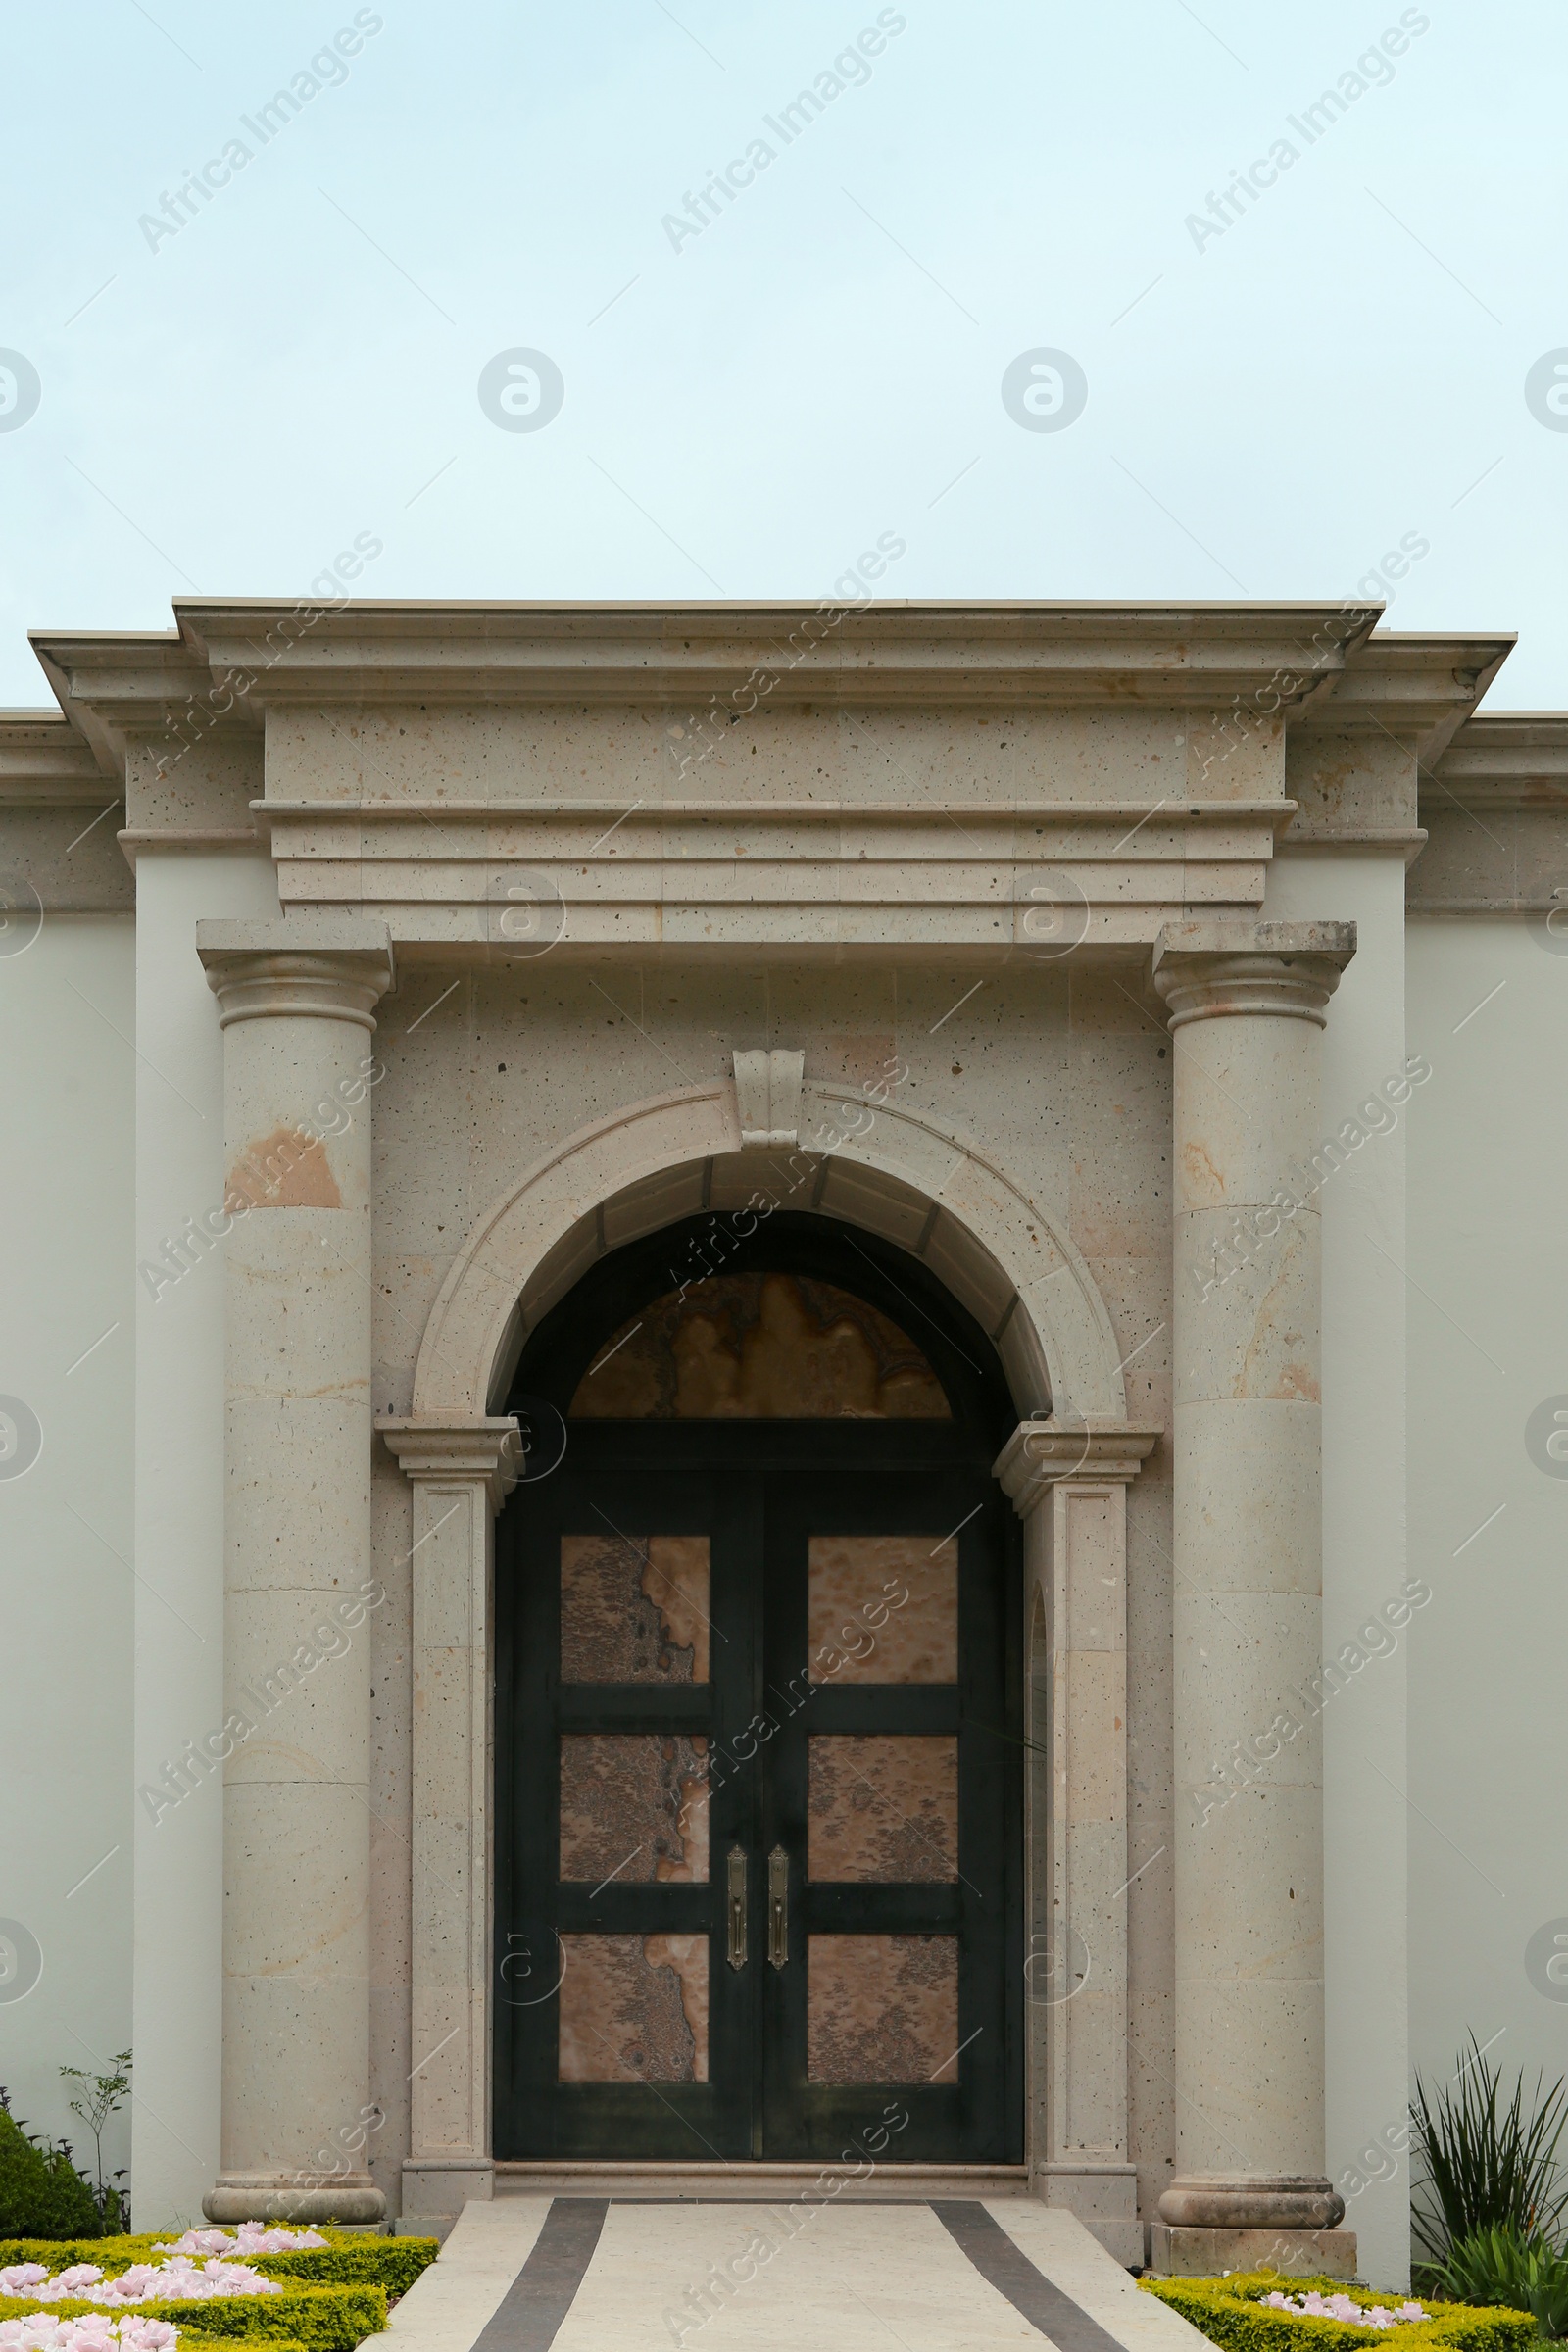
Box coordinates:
[807,1934,959,2083]
[808,1535,957,1682]
[559,1734,710,1885]
[560,1533,710,1683]
[808,1735,958,1881]
[557,1933,709,2082]
[570,1272,951,1420]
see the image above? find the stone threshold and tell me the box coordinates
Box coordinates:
[492,2161,1031,2201]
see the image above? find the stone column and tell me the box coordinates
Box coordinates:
[377,1418,521,2225]
[996,1417,1159,2267]
[196,917,395,2225]
[1151,919,1356,2275]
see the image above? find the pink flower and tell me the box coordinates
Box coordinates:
[1263,2291,1428,2329]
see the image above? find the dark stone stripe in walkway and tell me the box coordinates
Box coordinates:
[470,2197,608,2352]
[933,2201,1130,2352]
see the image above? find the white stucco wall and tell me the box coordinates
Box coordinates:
[132,850,278,2231]
[1266,852,1411,2288]
[0,912,136,2186]
[1404,919,1568,2199]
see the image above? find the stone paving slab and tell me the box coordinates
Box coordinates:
[383,2195,1215,2352]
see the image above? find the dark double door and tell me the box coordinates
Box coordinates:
[493,1422,1021,2163]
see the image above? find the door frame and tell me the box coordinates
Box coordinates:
[384,1186,1152,2246]
[492,1213,1023,2165]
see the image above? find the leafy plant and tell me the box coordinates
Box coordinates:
[1436,2230,1568,2338]
[0,2095,100,2238]
[58,2050,131,2234]
[1411,2035,1568,2260]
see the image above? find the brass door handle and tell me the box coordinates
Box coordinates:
[727,1845,748,1971]
[767,1844,789,1970]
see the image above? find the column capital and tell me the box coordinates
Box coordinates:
[993,1417,1161,1516]
[1152,920,1355,1029]
[197,916,395,1028]
[378,1415,524,1510]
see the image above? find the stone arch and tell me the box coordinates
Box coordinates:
[410,1075,1127,1427]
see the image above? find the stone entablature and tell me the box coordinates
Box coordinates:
[8,602,1553,932]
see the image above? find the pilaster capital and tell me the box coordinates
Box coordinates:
[377,1415,524,1510]
[993,1417,1161,1516]
[197,916,395,1028]
[1152,920,1355,1029]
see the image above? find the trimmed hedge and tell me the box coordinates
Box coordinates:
[256,2245,438,2299]
[0,2234,436,2298]
[0,2241,163,2273]
[1141,2272,1538,2352]
[183,2340,309,2352]
[0,2286,385,2352]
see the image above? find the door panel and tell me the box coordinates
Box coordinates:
[759,1459,1018,2161]
[494,1449,761,2157]
[493,1425,1020,2164]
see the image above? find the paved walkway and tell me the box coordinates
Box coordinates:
[385,2197,1210,2352]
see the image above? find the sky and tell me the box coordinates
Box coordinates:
[1,0,1564,704]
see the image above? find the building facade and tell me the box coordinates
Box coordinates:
[2,600,1564,2286]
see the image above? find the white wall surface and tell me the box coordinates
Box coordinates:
[1266,852,1411,2288]
[1405,920,1568,2198]
[0,912,136,2190]
[132,850,278,2231]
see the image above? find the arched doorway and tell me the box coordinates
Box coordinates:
[491,1211,1024,2166]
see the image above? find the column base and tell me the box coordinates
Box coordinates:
[204,2173,387,2226]
[1149,2225,1358,2280]
[400,2156,495,2225]
[1035,2163,1142,2269]
[1158,2177,1346,2230]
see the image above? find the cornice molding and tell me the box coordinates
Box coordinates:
[377,1416,524,1509]
[1427,712,1568,810]
[65,599,1393,713]
[994,1418,1162,1512]
[1296,630,1514,763]
[0,713,119,806]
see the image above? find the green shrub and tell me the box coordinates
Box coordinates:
[0,2111,101,2240]
[1140,2270,1537,2352]
[0,2284,386,2352]
[1434,2230,1568,2338]
[257,2243,439,2298]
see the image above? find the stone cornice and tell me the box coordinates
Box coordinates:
[1407,714,1568,916]
[29,631,248,778]
[161,599,1389,711]
[0,713,119,806]
[1427,712,1568,810]
[1152,920,1355,1027]
[197,917,395,1027]
[1296,631,1514,761]
[377,1416,524,1508]
[994,1418,1162,1511]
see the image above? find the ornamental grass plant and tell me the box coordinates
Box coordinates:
[1410,2036,1568,2336]
[1412,2038,1568,2261]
